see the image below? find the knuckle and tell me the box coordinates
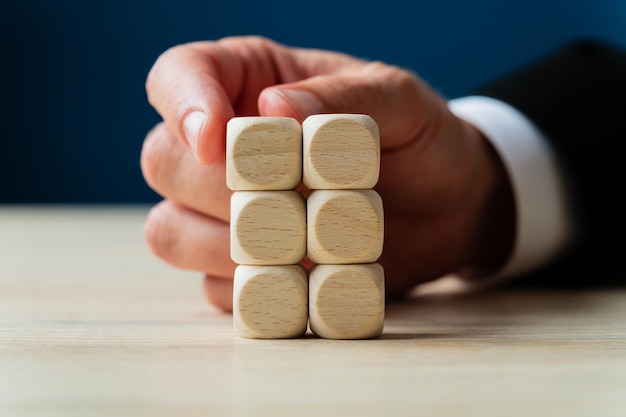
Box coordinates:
[145,49,169,103]
[221,34,272,47]
[140,123,171,194]
[364,61,417,85]
[145,44,191,104]
[219,35,279,61]
[145,62,158,102]
[393,67,422,91]
[143,202,181,264]
[245,35,274,49]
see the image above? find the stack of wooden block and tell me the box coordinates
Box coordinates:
[227,114,384,340]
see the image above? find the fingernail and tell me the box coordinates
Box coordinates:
[183,111,206,154]
[272,89,325,117]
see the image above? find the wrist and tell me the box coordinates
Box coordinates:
[459,121,516,278]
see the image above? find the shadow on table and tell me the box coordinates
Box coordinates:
[380,278,626,342]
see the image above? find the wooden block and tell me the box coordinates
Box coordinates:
[233,265,308,339]
[303,114,380,190]
[307,189,383,264]
[226,116,302,191]
[309,263,384,339]
[231,191,306,265]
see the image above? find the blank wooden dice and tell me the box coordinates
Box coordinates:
[307,189,384,264]
[309,263,384,339]
[231,191,306,265]
[234,265,308,339]
[227,116,302,191]
[228,113,386,340]
[303,114,380,190]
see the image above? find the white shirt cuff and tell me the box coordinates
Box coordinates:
[448,96,574,284]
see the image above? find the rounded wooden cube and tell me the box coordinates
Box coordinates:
[231,191,306,265]
[307,190,384,264]
[234,265,309,339]
[303,114,380,190]
[309,263,384,339]
[227,116,302,191]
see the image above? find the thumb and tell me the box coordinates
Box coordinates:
[258,63,445,150]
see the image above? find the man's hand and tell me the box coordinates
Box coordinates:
[140,36,515,311]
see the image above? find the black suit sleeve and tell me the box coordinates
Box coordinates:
[476,40,626,286]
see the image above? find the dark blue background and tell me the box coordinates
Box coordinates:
[1,0,624,203]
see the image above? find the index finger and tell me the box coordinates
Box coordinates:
[145,41,243,164]
[147,36,305,164]
[146,36,363,164]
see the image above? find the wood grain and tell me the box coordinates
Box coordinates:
[309,263,385,340]
[230,191,306,265]
[2,207,626,417]
[303,114,380,190]
[307,189,384,264]
[227,116,302,191]
[233,265,308,339]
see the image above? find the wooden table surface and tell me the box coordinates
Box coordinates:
[1,206,625,417]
